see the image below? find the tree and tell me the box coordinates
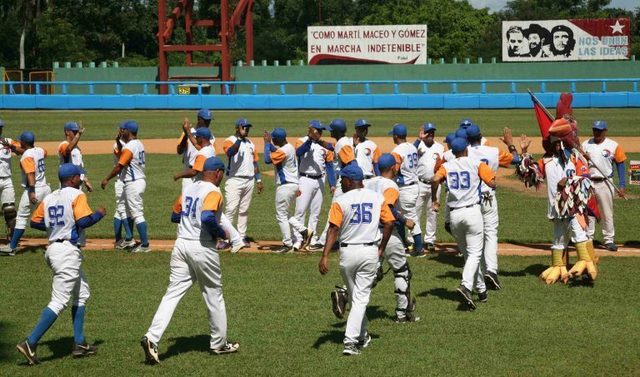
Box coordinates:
[33,10,96,67]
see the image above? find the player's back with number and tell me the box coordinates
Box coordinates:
[391,142,418,184]
[440,157,493,208]
[21,147,47,187]
[330,188,391,243]
[174,180,223,242]
[119,139,146,181]
[33,187,93,242]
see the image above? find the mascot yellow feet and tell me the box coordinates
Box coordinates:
[568,241,598,280]
[540,249,569,284]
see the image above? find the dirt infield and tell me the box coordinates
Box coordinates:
[38,136,640,155]
[13,238,640,256]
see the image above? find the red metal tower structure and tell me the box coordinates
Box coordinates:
[157,0,254,94]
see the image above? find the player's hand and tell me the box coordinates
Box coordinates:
[296,189,301,197]
[418,127,426,140]
[173,173,181,181]
[78,123,85,135]
[29,192,37,204]
[182,118,191,133]
[318,256,329,275]
[618,188,626,199]
[263,130,271,144]
[84,180,93,192]
[96,206,106,216]
[520,134,531,153]
[432,201,440,213]
[557,177,568,190]
[330,186,336,195]
[405,219,415,230]
[500,127,513,146]
[101,178,109,190]
[256,181,264,194]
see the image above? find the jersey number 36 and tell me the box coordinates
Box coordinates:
[349,203,373,225]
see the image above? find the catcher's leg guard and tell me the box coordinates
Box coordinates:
[2,203,16,240]
[540,249,569,284]
[393,263,417,321]
[568,241,597,280]
[330,285,348,319]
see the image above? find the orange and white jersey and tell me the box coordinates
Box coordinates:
[20,147,48,187]
[118,139,146,182]
[391,142,419,185]
[31,187,93,243]
[364,176,400,209]
[442,149,455,163]
[223,136,258,177]
[334,137,355,168]
[191,145,216,177]
[328,188,395,244]
[270,143,298,185]
[179,128,216,168]
[581,138,626,178]
[435,157,495,209]
[112,140,125,166]
[416,140,444,182]
[354,139,381,178]
[173,181,223,241]
[296,136,334,176]
[467,145,513,193]
[0,138,18,178]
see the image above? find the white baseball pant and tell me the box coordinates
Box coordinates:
[45,241,90,316]
[16,185,52,229]
[145,239,228,349]
[339,244,377,345]
[292,176,324,245]
[552,217,588,250]
[450,205,486,292]
[0,177,16,204]
[480,192,499,275]
[398,184,421,237]
[586,180,615,244]
[224,177,255,239]
[416,181,440,244]
[124,179,146,224]
[318,184,344,245]
[275,183,298,247]
[113,179,129,220]
[384,230,411,318]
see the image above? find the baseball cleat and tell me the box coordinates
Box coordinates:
[484,272,502,290]
[140,336,160,365]
[603,242,618,252]
[456,285,477,311]
[16,340,39,365]
[210,341,239,355]
[424,243,436,253]
[216,240,231,250]
[115,239,136,250]
[272,245,293,254]
[299,229,314,251]
[230,242,243,254]
[358,333,371,349]
[72,342,98,358]
[478,290,488,303]
[394,315,421,323]
[342,343,361,356]
[0,244,16,256]
[331,285,348,319]
[242,238,251,249]
[306,243,324,252]
[409,250,426,258]
[132,245,151,253]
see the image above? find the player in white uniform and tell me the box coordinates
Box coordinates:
[101,120,150,253]
[174,127,216,182]
[459,118,489,146]
[16,164,105,365]
[581,120,626,252]
[365,154,419,322]
[414,123,444,253]
[431,138,496,310]
[318,164,394,356]
[222,118,263,248]
[264,128,299,253]
[111,134,135,249]
[177,109,216,192]
[58,122,93,191]
[0,131,52,255]
[466,125,521,290]
[310,119,356,251]
[289,120,336,250]
[441,132,457,236]
[141,157,239,365]
[0,119,22,241]
[353,119,381,178]
[389,124,424,257]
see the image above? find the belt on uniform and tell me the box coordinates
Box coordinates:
[300,173,322,179]
[53,239,69,243]
[590,177,607,182]
[419,179,432,184]
[340,242,375,247]
[399,182,416,187]
[363,175,374,180]
[449,204,478,212]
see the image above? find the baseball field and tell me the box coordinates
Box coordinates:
[0,109,639,375]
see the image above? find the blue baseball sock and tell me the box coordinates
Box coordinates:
[27,307,58,346]
[136,222,149,247]
[123,218,133,240]
[413,234,424,254]
[398,226,407,248]
[71,305,86,344]
[126,218,135,239]
[113,218,123,241]
[10,228,25,249]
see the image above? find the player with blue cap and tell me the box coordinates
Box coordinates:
[58,121,92,196]
[0,119,21,242]
[353,119,381,178]
[459,118,473,128]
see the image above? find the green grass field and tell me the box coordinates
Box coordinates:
[1,108,639,140]
[0,251,638,375]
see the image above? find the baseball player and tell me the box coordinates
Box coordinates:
[263,127,299,253]
[414,123,444,253]
[581,120,626,251]
[353,119,381,178]
[16,163,105,365]
[141,157,239,365]
[58,122,93,191]
[389,124,424,257]
[365,154,419,322]
[0,131,52,256]
[0,119,22,241]
[101,120,150,253]
[311,119,356,251]
[222,118,263,248]
[459,118,489,145]
[318,164,394,355]
[431,137,497,310]
[466,125,521,290]
[111,133,135,249]
[174,127,216,182]
[289,120,335,250]
[177,109,215,191]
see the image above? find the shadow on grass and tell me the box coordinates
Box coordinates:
[504,241,550,252]
[435,270,461,280]
[313,306,389,349]
[15,245,45,255]
[419,288,472,312]
[160,335,210,361]
[501,263,547,277]
[0,322,13,362]
[428,253,464,268]
[568,276,595,288]
[39,337,105,362]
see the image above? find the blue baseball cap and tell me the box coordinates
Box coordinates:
[19,131,35,144]
[459,118,473,128]
[64,121,80,132]
[0,119,4,127]
[378,153,397,170]
[203,156,225,171]
[465,124,481,138]
[120,120,139,133]
[388,123,407,137]
[271,128,287,139]
[308,120,326,130]
[422,122,436,132]
[197,108,213,121]
[328,119,347,132]
[451,137,468,153]
[195,127,212,139]
[340,163,364,181]
[455,128,467,139]
[58,163,85,180]
[354,119,371,128]
[235,118,252,128]
[445,132,456,146]
[592,120,608,130]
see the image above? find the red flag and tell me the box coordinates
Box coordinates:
[533,101,553,139]
[587,195,601,220]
